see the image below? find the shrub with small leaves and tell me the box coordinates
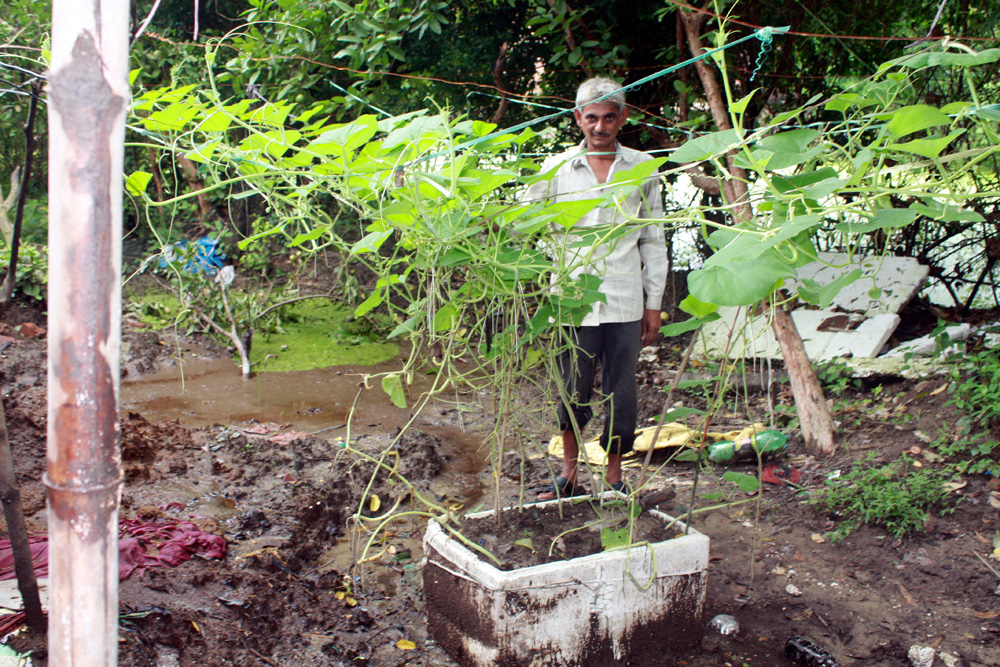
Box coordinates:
[812,454,957,541]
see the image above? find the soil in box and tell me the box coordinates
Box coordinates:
[423,496,709,667]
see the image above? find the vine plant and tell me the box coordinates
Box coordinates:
[125,36,1000,560]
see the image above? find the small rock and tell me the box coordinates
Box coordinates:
[908,644,935,667]
[707,614,739,636]
[939,652,960,667]
[786,583,802,596]
[811,533,827,544]
[772,565,787,576]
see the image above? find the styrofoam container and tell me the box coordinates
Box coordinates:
[423,497,709,666]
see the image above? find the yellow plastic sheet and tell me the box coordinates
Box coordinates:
[547,423,766,467]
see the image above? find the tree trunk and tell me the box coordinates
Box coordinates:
[679,5,835,455]
[490,42,511,126]
[679,6,752,223]
[0,398,46,632]
[47,1,129,664]
[145,146,166,202]
[1,80,41,304]
[0,167,21,246]
[771,308,836,456]
[178,155,215,220]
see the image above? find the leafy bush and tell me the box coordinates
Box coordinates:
[814,360,861,397]
[0,242,47,300]
[812,454,956,540]
[942,347,1000,474]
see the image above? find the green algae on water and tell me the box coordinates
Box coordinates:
[250,299,398,372]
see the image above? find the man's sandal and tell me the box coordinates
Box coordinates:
[537,476,588,501]
[610,480,632,496]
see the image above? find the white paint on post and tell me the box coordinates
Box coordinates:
[47,1,129,665]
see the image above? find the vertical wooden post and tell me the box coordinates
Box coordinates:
[771,309,836,456]
[46,1,130,665]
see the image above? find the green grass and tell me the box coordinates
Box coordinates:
[811,453,957,541]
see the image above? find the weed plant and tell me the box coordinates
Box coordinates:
[940,347,1000,475]
[812,453,956,541]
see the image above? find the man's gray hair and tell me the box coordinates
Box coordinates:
[575,77,625,112]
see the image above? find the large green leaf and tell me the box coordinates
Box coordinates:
[351,230,393,255]
[706,215,822,267]
[144,101,199,131]
[797,269,862,309]
[833,207,919,234]
[381,373,407,409]
[688,251,790,307]
[884,48,1000,71]
[678,294,718,319]
[887,130,966,159]
[771,168,839,195]
[125,171,153,197]
[758,128,820,154]
[910,200,984,222]
[671,129,743,163]
[309,115,379,154]
[660,314,719,337]
[537,198,604,230]
[382,115,447,150]
[608,157,667,185]
[722,471,760,494]
[886,105,952,139]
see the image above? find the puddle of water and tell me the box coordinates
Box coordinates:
[122,355,409,433]
[121,352,490,509]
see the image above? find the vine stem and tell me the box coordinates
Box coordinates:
[636,332,699,492]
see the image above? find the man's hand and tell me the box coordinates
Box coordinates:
[641,308,661,347]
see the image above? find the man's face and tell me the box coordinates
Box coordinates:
[574,101,628,153]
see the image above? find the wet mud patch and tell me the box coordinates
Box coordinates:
[459,498,675,571]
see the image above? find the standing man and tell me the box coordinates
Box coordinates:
[531,77,667,500]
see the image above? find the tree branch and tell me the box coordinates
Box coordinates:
[490,41,511,126]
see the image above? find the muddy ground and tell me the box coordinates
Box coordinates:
[1,297,999,667]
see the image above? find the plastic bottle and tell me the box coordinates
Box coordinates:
[785,635,839,667]
[706,430,788,463]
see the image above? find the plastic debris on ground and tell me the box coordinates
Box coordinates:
[0,642,29,667]
[157,236,226,275]
[706,430,787,463]
[547,423,771,466]
[0,539,47,581]
[707,613,739,636]
[786,635,838,666]
[762,462,803,485]
[119,516,227,579]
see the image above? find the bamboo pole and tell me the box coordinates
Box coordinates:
[47,1,130,664]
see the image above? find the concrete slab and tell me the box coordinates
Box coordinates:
[696,253,926,361]
[796,252,928,315]
[698,308,900,361]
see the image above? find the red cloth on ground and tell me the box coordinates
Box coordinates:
[0,518,225,582]
[119,517,226,579]
[0,537,48,581]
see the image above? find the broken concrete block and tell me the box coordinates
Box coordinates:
[698,308,899,362]
[796,252,928,315]
[884,323,971,357]
[696,253,927,361]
